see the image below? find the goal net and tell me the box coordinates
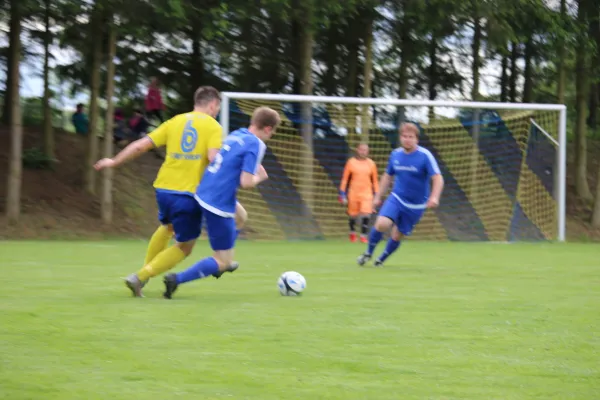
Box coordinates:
[220,93,566,242]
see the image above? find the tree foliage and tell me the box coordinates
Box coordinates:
[1,0,600,222]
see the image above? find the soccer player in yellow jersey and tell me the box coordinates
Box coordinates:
[95,86,225,297]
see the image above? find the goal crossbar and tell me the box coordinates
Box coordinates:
[222,92,566,111]
[220,92,567,242]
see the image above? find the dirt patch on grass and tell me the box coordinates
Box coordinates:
[0,127,160,239]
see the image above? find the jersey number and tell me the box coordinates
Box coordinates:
[180,121,198,153]
[207,144,230,173]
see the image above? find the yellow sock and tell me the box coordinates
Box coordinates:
[144,225,173,266]
[137,246,186,282]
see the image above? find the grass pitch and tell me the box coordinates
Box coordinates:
[0,240,598,399]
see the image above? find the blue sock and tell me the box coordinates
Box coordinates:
[378,239,401,262]
[367,228,383,256]
[175,257,219,284]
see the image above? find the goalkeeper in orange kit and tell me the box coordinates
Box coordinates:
[339,143,379,243]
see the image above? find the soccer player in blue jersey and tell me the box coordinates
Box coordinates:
[357,122,444,267]
[162,106,281,299]
[95,86,225,297]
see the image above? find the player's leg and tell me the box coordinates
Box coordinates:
[163,211,237,299]
[358,196,374,243]
[235,201,247,238]
[374,226,403,267]
[198,202,246,280]
[346,198,359,242]
[357,196,398,266]
[143,224,174,266]
[134,223,174,288]
[374,205,424,267]
[124,194,201,297]
[144,192,175,265]
[123,192,174,294]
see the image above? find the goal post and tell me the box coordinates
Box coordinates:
[220,92,567,243]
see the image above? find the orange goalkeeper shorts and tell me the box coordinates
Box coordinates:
[347,196,373,217]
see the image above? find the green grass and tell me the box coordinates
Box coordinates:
[0,240,599,399]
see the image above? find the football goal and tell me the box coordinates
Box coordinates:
[219,92,567,243]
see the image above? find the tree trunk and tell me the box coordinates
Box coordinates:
[322,23,339,96]
[84,8,103,194]
[509,41,518,102]
[2,0,19,126]
[290,17,301,95]
[556,0,567,104]
[396,10,410,125]
[345,37,359,97]
[471,9,482,101]
[268,17,286,93]
[589,83,599,132]
[361,13,374,143]
[101,22,117,223]
[587,9,600,132]
[522,36,534,103]
[397,56,409,124]
[428,34,438,121]
[293,0,315,216]
[362,18,374,97]
[345,13,361,98]
[591,162,600,227]
[237,15,254,91]
[470,4,482,199]
[42,0,54,160]
[190,33,204,101]
[575,0,593,200]
[5,0,22,223]
[500,49,509,102]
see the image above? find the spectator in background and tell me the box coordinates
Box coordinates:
[129,109,150,138]
[113,108,127,143]
[71,103,89,135]
[145,77,165,123]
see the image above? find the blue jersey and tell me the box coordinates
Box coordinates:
[195,128,266,217]
[385,146,441,209]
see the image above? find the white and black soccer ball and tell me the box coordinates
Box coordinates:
[277,271,306,296]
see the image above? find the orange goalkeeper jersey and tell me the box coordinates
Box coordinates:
[340,157,379,197]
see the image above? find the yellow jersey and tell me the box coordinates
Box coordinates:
[147,111,222,195]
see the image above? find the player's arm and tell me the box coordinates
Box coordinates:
[426,153,444,208]
[240,140,267,189]
[208,148,219,163]
[94,136,154,170]
[95,119,171,170]
[207,122,223,163]
[240,167,267,189]
[371,161,380,196]
[427,174,444,208]
[373,155,394,206]
[374,173,392,205]
[338,160,352,204]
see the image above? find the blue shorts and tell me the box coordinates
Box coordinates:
[378,195,424,236]
[156,190,203,243]
[202,207,237,251]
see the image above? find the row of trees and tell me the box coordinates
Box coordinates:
[2,0,600,227]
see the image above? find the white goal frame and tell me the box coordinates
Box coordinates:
[220,92,567,242]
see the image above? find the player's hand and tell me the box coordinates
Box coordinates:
[373,196,382,208]
[426,197,439,209]
[94,158,116,171]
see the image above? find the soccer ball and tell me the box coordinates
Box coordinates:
[277,271,306,296]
